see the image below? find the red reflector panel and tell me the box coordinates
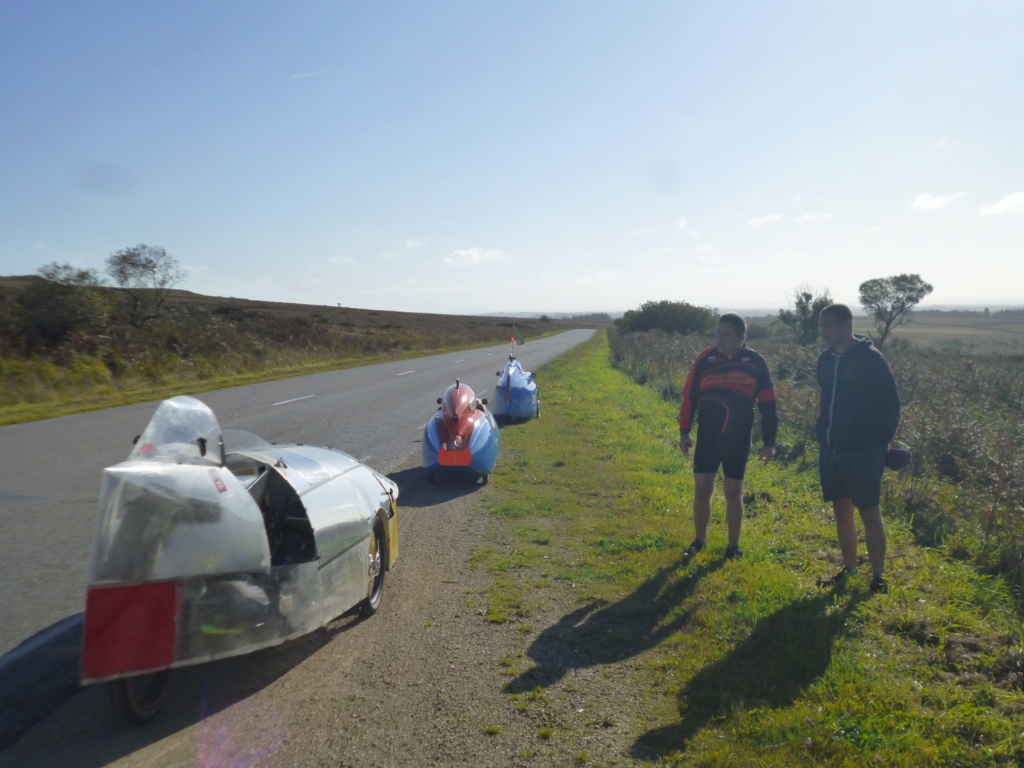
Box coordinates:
[82,582,178,680]
[438,447,473,466]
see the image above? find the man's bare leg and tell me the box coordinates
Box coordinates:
[832,498,860,571]
[858,505,887,576]
[692,472,716,544]
[723,476,744,548]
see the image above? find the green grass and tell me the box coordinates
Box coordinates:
[478,332,1024,766]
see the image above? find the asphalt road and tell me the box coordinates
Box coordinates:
[0,329,594,659]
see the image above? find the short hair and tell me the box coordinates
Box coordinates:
[820,303,853,324]
[718,312,747,336]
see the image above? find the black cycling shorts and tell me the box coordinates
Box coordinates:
[693,429,752,480]
[819,445,886,509]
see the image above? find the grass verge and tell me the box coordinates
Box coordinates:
[477,332,1024,766]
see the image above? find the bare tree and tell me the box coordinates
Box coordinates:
[105,244,186,327]
[776,285,834,346]
[858,273,933,348]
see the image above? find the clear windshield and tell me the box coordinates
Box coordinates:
[130,396,222,465]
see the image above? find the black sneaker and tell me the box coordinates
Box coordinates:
[725,545,743,559]
[817,567,853,588]
[683,539,704,558]
[869,575,889,594]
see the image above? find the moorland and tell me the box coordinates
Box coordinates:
[0,274,609,425]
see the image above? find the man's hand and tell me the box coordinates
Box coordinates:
[679,434,693,456]
[759,446,776,463]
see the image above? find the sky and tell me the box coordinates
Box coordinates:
[2,1,1023,316]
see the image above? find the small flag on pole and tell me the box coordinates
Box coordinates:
[511,324,524,345]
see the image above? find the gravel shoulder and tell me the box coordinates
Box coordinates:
[1,454,657,768]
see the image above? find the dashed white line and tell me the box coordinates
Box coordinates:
[453,359,464,363]
[396,370,415,376]
[273,395,316,406]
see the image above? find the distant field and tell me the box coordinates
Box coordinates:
[747,311,1024,353]
[880,313,1024,352]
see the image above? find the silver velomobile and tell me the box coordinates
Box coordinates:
[80,396,399,723]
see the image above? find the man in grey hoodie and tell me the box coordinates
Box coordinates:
[815,303,901,594]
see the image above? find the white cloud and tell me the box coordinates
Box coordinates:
[381,250,398,260]
[404,238,428,249]
[330,255,356,265]
[183,262,210,274]
[442,247,506,266]
[796,213,834,223]
[749,214,782,227]
[695,244,714,254]
[290,70,326,79]
[677,217,688,230]
[910,192,962,210]
[978,192,1024,216]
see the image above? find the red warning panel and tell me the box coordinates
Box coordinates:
[438,447,473,466]
[81,581,178,680]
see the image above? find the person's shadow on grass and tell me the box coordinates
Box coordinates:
[631,591,867,759]
[503,556,725,694]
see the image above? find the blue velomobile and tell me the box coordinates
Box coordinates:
[491,354,539,423]
[422,379,501,484]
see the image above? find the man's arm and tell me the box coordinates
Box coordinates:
[872,353,901,444]
[756,354,779,448]
[678,353,704,455]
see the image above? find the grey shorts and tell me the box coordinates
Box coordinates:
[819,445,886,509]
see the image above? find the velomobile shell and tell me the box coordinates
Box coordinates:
[491,356,539,421]
[81,396,398,684]
[421,380,500,479]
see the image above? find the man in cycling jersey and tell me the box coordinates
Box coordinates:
[679,313,778,560]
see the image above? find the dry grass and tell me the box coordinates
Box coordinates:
[0,276,609,424]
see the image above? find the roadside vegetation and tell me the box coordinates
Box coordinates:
[0,269,607,425]
[477,332,1024,766]
[607,321,1024,607]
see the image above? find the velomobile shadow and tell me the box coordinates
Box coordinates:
[387,467,485,508]
[0,610,366,768]
[494,415,534,428]
[503,557,724,694]
[630,592,867,760]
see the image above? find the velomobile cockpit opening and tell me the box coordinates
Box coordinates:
[222,430,317,567]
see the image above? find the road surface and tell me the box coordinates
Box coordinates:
[0,329,593,658]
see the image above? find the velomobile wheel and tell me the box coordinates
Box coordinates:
[481,474,489,485]
[108,670,173,724]
[360,520,386,616]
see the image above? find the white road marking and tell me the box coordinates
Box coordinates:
[273,395,316,406]
[453,359,464,363]
[397,370,415,376]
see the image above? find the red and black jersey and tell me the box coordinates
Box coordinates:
[678,345,778,445]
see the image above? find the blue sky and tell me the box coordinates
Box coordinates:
[2,1,1022,315]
